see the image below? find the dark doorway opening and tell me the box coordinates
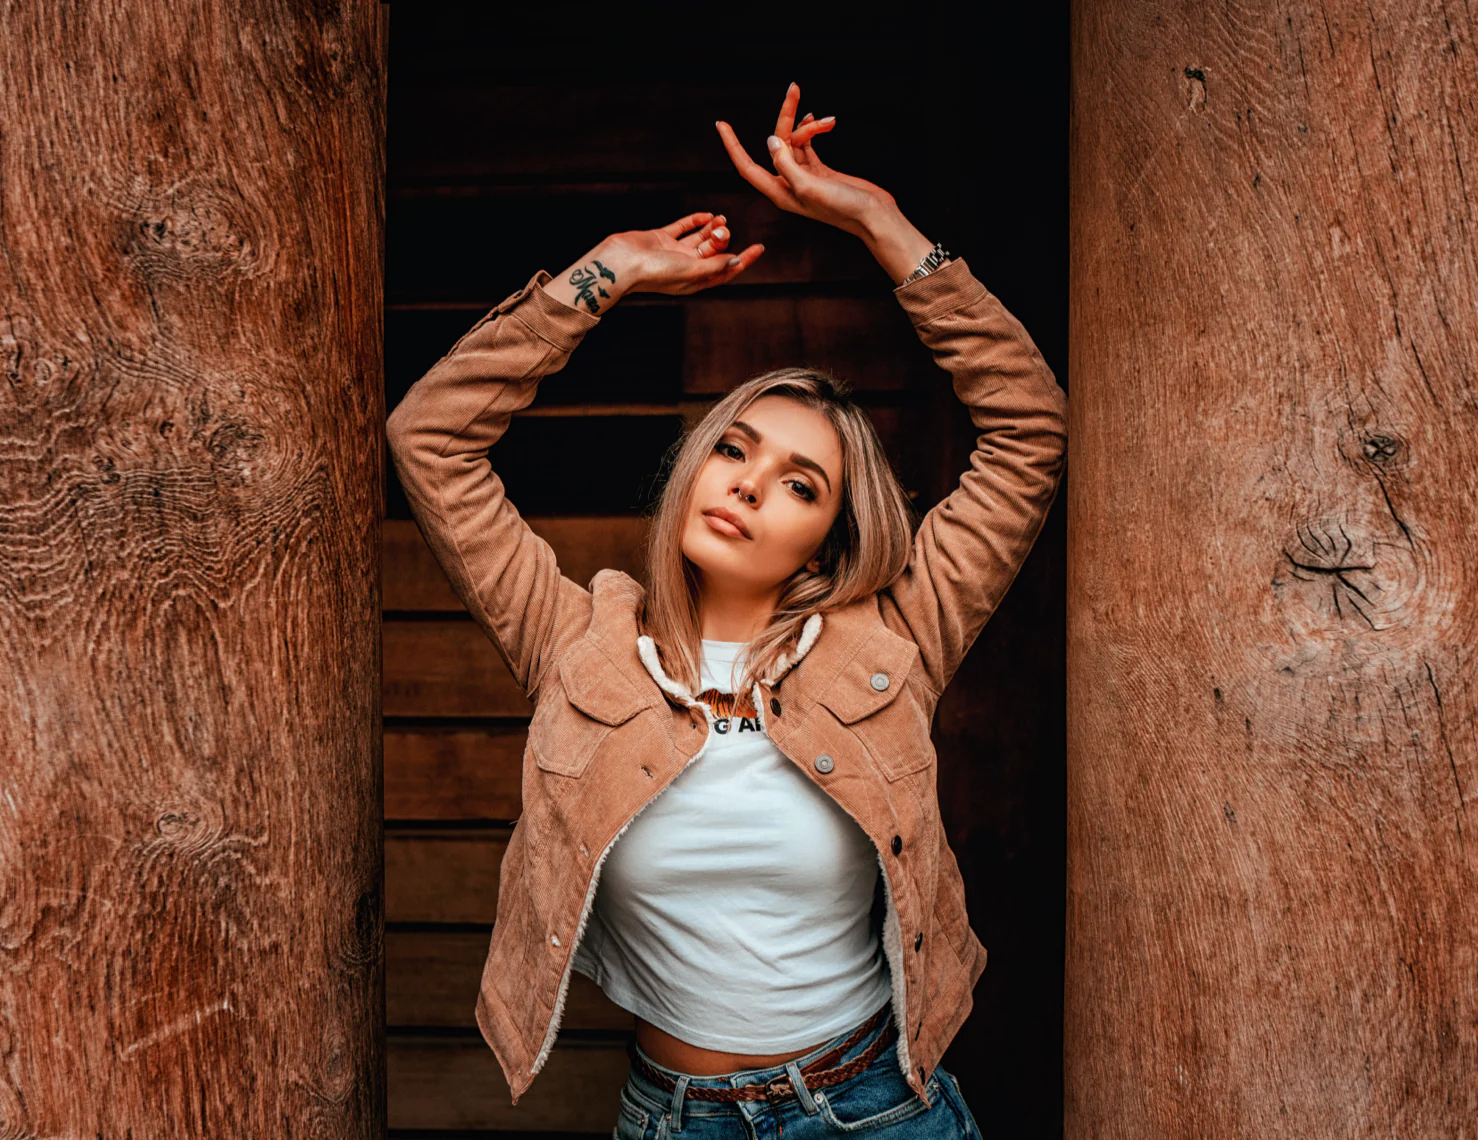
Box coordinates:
[384,8,1068,1136]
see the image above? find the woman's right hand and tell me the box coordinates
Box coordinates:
[607,211,766,296]
[544,213,765,315]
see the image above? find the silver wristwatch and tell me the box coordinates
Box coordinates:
[900,242,951,286]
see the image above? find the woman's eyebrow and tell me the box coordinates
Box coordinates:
[789,453,833,492]
[729,420,833,492]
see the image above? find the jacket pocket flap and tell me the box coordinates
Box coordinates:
[816,631,919,724]
[557,638,646,726]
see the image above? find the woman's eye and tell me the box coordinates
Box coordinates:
[715,441,744,460]
[788,480,817,502]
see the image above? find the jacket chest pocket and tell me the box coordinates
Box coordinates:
[816,630,934,781]
[529,638,646,778]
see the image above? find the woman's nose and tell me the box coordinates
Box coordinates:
[731,478,758,505]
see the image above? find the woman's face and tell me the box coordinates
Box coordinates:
[680,394,845,599]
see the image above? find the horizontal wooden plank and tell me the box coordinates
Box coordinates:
[389,1036,630,1132]
[387,189,684,304]
[386,413,683,519]
[384,516,648,613]
[388,78,920,187]
[387,929,632,1032]
[382,621,530,719]
[682,294,937,393]
[514,401,706,419]
[674,189,881,286]
[385,725,524,821]
[386,828,507,925]
[386,302,681,403]
[385,187,878,299]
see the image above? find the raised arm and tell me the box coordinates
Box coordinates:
[881,254,1068,694]
[718,83,1068,693]
[384,217,764,699]
[385,266,602,700]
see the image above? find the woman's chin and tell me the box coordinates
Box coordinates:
[682,536,770,592]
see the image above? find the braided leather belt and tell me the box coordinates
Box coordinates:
[626,1005,896,1103]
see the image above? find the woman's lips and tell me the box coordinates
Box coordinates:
[702,508,751,539]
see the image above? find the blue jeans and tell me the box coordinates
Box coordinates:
[612,1005,980,1138]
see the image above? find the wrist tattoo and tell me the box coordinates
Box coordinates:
[569,260,617,314]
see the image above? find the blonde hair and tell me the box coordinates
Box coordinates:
[641,367,916,697]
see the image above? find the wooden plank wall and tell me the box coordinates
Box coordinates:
[384,9,1067,1138]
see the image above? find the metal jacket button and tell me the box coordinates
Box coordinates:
[870,672,890,691]
[915,932,924,951]
[814,754,835,774]
[770,697,781,716]
[891,834,903,855]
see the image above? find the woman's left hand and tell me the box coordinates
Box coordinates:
[715,82,896,239]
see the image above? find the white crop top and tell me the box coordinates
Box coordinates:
[570,639,893,1052]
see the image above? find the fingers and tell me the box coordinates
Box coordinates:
[704,242,765,290]
[790,115,835,147]
[772,83,835,146]
[679,214,725,249]
[714,120,805,213]
[773,81,801,145]
[692,223,730,259]
[659,211,714,237]
[726,242,765,272]
[766,133,812,189]
[657,240,764,296]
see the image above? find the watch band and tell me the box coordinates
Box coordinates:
[900,241,951,286]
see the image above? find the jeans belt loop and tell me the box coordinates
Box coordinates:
[783,1059,820,1115]
[670,1074,691,1132]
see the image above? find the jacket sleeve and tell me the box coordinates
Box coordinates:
[880,256,1069,695]
[384,268,604,700]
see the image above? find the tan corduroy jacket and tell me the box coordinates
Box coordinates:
[385,255,1069,1107]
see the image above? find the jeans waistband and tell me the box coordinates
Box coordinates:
[627,998,894,1095]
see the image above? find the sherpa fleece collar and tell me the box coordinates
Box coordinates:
[635,612,823,710]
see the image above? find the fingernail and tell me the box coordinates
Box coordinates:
[821,115,835,123]
[714,228,727,239]
[728,256,741,267]
[766,135,780,151]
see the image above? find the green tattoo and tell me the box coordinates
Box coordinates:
[569,261,616,314]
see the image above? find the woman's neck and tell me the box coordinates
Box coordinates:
[697,582,780,643]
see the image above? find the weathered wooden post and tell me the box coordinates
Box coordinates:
[1068,0,1476,1134]
[0,3,386,1134]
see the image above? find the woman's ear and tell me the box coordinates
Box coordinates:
[805,557,823,574]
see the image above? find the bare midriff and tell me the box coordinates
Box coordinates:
[634,1014,825,1076]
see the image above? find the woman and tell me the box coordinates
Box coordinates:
[386,83,1067,1139]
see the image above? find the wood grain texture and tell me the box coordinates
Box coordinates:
[387,931,630,1031]
[1067,0,1477,1134]
[388,1037,629,1132]
[383,621,532,718]
[386,829,507,925]
[0,2,387,1135]
[681,295,942,393]
[385,726,527,821]
[384,516,648,611]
